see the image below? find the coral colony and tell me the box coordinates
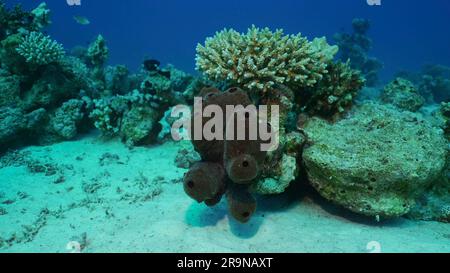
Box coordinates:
[0,1,449,229]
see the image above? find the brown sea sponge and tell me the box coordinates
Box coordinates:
[184,86,268,223]
[191,87,252,162]
[223,109,267,183]
[226,185,257,223]
[183,162,226,203]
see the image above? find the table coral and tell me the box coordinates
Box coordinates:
[196,25,337,94]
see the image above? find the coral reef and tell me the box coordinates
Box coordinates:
[196,25,337,94]
[302,102,447,218]
[0,1,48,39]
[0,3,202,151]
[334,18,383,87]
[381,77,425,112]
[396,64,450,103]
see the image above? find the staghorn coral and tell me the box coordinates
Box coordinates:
[303,61,365,118]
[16,31,65,66]
[196,25,337,93]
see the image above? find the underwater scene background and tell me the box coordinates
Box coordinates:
[0,0,449,253]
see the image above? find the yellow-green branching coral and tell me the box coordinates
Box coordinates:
[16,31,65,66]
[196,25,338,93]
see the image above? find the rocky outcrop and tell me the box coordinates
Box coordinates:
[302,102,447,218]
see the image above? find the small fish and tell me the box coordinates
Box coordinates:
[73,16,90,25]
[158,70,171,79]
[143,59,160,71]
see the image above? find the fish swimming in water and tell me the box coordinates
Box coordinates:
[159,70,171,79]
[143,59,161,72]
[73,16,90,25]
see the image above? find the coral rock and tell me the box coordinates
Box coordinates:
[381,77,425,112]
[303,102,447,218]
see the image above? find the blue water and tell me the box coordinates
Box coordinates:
[6,0,450,83]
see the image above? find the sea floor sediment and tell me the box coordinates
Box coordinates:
[0,132,448,253]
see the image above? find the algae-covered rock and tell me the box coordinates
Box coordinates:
[120,106,162,147]
[0,107,46,150]
[50,98,92,140]
[381,77,425,112]
[302,102,447,218]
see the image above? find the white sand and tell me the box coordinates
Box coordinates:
[0,132,449,253]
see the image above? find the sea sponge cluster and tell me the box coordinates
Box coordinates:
[183,87,268,223]
[16,31,65,66]
[196,25,338,93]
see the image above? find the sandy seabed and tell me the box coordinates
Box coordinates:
[0,132,449,253]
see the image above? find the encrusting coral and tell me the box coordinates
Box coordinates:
[196,25,338,94]
[16,31,65,66]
